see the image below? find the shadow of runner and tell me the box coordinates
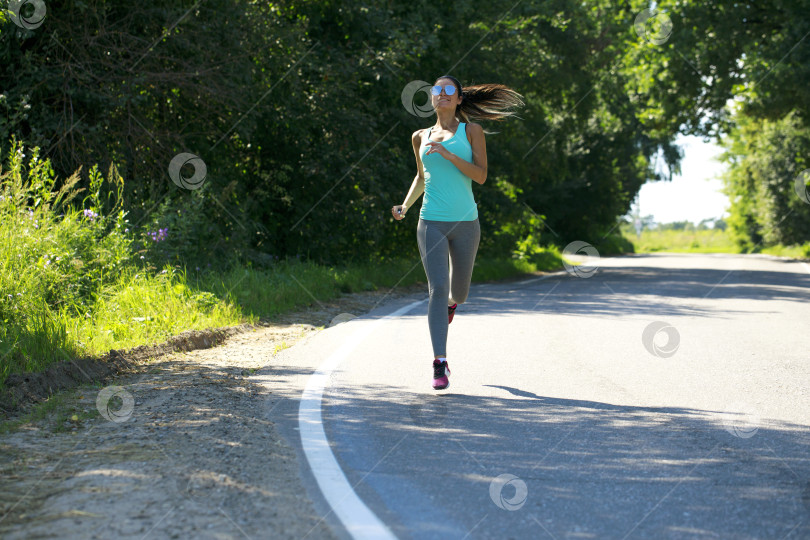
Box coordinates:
[322,385,810,540]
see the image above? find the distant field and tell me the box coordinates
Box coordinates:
[624,228,810,259]
[624,229,738,254]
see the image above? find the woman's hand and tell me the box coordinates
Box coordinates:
[391,205,406,220]
[425,142,451,159]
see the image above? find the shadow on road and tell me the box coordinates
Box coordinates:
[322,384,810,539]
[394,259,810,319]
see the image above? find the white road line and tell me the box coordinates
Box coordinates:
[802,262,810,274]
[298,299,426,539]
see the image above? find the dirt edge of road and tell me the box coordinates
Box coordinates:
[0,325,253,417]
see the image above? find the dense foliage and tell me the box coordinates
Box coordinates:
[1,0,808,263]
[720,111,810,250]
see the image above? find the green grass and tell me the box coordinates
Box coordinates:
[66,268,244,355]
[0,140,251,386]
[624,227,810,259]
[760,243,810,259]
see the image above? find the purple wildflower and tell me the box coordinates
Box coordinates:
[147,228,168,242]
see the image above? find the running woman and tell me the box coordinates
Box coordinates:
[391,75,524,390]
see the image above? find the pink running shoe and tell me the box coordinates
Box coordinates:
[448,303,458,324]
[432,359,450,390]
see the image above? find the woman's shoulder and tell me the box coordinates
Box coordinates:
[412,128,429,145]
[464,122,484,144]
[412,127,429,138]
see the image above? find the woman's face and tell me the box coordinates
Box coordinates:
[431,78,461,111]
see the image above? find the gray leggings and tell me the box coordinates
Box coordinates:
[417,218,481,357]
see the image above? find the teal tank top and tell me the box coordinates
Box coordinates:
[419,122,479,222]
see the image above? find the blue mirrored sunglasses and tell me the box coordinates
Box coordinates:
[430,84,457,96]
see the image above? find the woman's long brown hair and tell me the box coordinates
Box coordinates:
[434,75,525,128]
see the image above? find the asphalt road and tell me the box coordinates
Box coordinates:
[276,253,810,540]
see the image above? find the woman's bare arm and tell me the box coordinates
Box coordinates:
[401,130,427,213]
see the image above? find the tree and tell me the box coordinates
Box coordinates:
[720,109,810,249]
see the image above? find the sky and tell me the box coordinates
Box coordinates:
[633,134,730,224]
